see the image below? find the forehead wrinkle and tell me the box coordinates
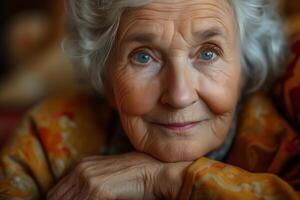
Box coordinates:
[149,0,231,11]
[190,16,234,42]
[193,27,226,42]
[117,18,163,46]
[118,19,234,51]
[125,33,157,44]
[124,0,233,22]
[117,0,236,48]
[182,5,234,21]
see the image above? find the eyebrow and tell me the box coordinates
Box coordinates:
[124,32,158,44]
[123,27,227,44]
[193,27,227,41]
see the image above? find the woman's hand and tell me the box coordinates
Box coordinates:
[47,152,191,200]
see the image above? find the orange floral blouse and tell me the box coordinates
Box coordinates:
[0,91,300,199]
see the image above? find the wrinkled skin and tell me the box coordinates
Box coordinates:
[48,0,243,199]
[47,153,191,200]
[108,0,242,162]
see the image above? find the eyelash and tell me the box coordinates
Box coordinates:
[128,43,223,66]
[196,44,223,64]
[129,48,156,66]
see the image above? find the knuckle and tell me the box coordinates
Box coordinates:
[86,176,98,188]
[75,163,94,184]
[78,157,91,165]
[88,179,115,200]
[75,161,89,174]
[81,169,92,181]
[80,156,96,162]
[97,189,115,200]
[81,155,104,163]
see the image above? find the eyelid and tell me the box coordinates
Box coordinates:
[192,43,223,66]
[129,47,161,64]
[198,43,223,57]
[130,48,151,59]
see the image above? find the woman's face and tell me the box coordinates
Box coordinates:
[107,0,243,162]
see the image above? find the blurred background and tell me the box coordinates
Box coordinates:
[0,0,80,146]
[0,0,299,146]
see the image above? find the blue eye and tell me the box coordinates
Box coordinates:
[132,52,152,64]
[199,50,216,61]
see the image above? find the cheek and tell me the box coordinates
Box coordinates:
[112,69,161,115]
[199,62,242,114]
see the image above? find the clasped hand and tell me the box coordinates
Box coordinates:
[47,152,191,200]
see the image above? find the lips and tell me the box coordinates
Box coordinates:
[153,121,201,132]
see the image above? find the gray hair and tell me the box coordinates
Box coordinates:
[65,0,286,93]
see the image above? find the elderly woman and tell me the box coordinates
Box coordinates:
[1,0,300,199]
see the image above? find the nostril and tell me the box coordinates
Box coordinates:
[160,87,198,109]
[161,63,198,109]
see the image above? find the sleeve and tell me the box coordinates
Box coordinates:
[178,93,300,199]
[0,115,54,200]
[179,157,300,200]
[0,91,110,200]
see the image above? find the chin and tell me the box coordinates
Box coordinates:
[146,142,209,162]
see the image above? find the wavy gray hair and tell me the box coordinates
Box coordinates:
[65,0,286,94]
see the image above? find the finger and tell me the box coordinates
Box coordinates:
[76,156,105,164]
[47,174,76,200]
[69,161,102,200]
[47,158,101,200]
[60,184,79,200]
[75,182,94,200]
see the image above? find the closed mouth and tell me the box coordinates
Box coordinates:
[151,121,202,132]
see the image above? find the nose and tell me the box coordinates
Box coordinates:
[161,61,198,109]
